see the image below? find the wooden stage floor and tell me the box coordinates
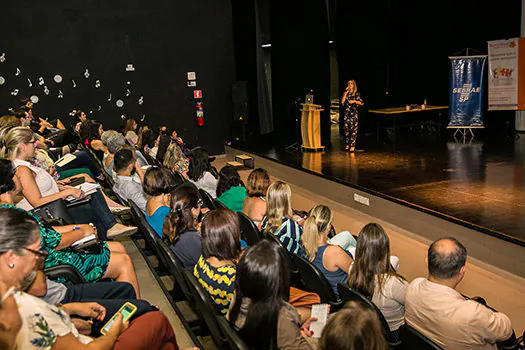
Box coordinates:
[232,125,525,246]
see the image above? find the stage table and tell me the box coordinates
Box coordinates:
[369,105,448,149]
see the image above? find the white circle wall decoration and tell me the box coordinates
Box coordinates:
[30,95,39,103]
[54,75,63,83]
[0,76,5,85]
[116,99,124,108]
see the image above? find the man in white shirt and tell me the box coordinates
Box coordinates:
[113,148,148,212]
[405,237,516,349]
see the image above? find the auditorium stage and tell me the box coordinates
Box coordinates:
[229,125,525,247]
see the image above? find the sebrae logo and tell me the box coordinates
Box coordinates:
[453,83,480,103]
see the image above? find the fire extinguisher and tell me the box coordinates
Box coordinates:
[196,101,204,127]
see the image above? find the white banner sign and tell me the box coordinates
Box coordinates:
[488,39,519,110]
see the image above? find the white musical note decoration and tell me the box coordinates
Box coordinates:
[11,89,19,96]
[140,114,146,122]
[43,86,50,95]
[58,90,64,99]
[138,96,144,105]
[38,77,44,86]
[27,78,32,87]
[15,68,21,76]
[72,79,77,88]
[0,53,5,63]
[126,89,131,97]
[84,69,90,79]
[95,80,101,88]
[108,93,112,102]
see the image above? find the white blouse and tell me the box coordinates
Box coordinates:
[15,291,93,349]
[13,158,60,210]
[189,171,218,198]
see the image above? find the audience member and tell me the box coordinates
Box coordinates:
[188,147,218,198]
[242,168,270,227]
[348,223,406,333]
[261,181,303,254]
[216,166,246,212]
[143,167,179,236]
[125,130,139,147]
[0,159,141,296]
[113,148,148,212]
[79,120,107,161]
[0,280,21,350]
[301,205,354,297]
[123,118,138,134]
[156,133,171,163]
[101,130,126,177]
[163,141,189,177]
[405,237,515,349]
[228,239,315,349]
[163,186,202,269]
[141,129,159,158]
[194,208,240,315]
[319,301,388,350]
[0,207,178,349]
[2,128,136,238]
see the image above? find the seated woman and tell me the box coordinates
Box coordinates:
[242,168,270,227]
[163,141,189,178]
[216,166,246,212]
[188,148,218,198]
[194,208,240,315]
[141,129,159,158]
[320,301,388,350]
[0,159,141,297]
[301,205,355,297]
[163,186,202,269]
[3,127,136,238]
[0,208,178,349]
[348,223,407,333]
[227,239,315,349]
[79,120,107,161]
[101,130,126,177]
[143,167,180,237]
[261,181,303,255]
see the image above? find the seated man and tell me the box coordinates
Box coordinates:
[113,148,148,212]
[405,237,515,349]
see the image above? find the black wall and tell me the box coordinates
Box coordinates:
[0,0,235,154]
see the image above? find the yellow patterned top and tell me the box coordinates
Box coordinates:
[193,255,236,315]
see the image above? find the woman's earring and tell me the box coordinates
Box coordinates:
[8,263,14,268]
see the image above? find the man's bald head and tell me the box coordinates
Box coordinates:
[428,237,467,280]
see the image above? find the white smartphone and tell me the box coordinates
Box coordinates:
[100,302,137,335]
[309,303,330,338]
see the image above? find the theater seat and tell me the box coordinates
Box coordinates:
[44,264,86,284]
[198,188,217,210]
[237,212,263,246]
[398,324,443,350]
[337,283,401,348]
[291,254,342,310]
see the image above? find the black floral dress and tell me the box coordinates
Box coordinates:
[342,91,363,148]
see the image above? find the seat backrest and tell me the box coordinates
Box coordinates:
[337,283,401,347]
[237,212,263,246]
[182,269,229,350]
[213,198,226,209]
[129,201,159,253]
[156,239,194,303]
[398,324,443,350]
[44,264,86,284]
[291,254,339,304]
[198,188,216,210]
[216,316,250,350]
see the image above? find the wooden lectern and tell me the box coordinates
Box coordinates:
[300,103,324,151]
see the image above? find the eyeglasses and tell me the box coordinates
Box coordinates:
[25,140,37,147]
[197,199,203,207]
[24,247,49,259]
[0,286,15,304]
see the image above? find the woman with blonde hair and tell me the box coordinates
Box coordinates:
[242,168,270,227]
[341,79,364,152]
[301,204,355,297]
[261,181,303,254]
[348,223,406,333]
[1,127,136,239]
